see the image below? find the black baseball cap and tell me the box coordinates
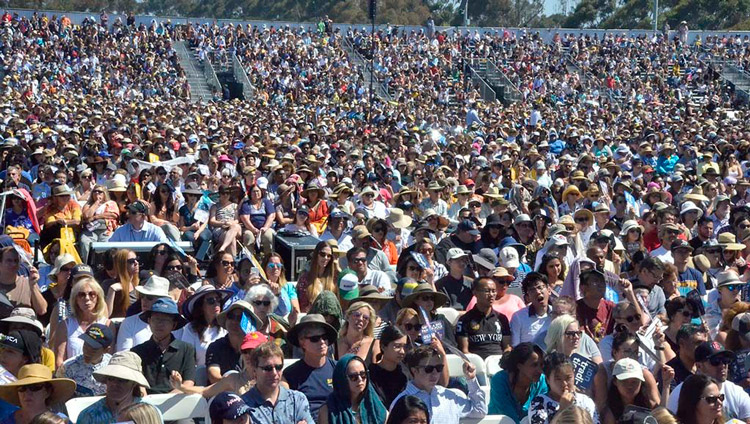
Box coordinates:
[209,392,250,423]
[79,323,114,349]
[694,341,735,363]
[127,201,149,214]
[671,239,694,252]
[458,220,480,236]
[71,264,94,282]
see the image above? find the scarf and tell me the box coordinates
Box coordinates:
[308,290,343,331]
[325,354,387,424]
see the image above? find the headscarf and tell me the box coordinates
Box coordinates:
[308,290,343,331]
[325,354,387,424]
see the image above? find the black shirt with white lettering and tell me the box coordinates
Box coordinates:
[455,306,510,359]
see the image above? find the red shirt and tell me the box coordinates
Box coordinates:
[643,228,661,252]
[576,298,615,343]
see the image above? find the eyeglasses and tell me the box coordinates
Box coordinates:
[253,299,271,307]
[257,364,283,373]
[126,258,139,265]
[564,330,583,338]
[404,323,422,331]
[221,260,235,267]
[165,265,182,272]
[417,364,445,374]
[702,394,725,405]
[155,250,168,255]
[19,383,47,393]
[351,311,370,321]
[305,334,329,343]
[709,356,732,366]
[407,265,421,272]
[419,248,434,254]
[347,371,368,382]
[618,314,641,323]
[723,284,743,292]
[77,291,97,299]
[267,263,283,269]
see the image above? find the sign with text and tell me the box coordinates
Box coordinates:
[570,353,598,390]
[419,307,445,344]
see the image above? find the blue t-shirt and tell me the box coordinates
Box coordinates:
[282,357,336,420]
[678,267,706,296]
[275,283,298,317]
[239,198,275,229]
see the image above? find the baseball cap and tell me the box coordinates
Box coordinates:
[209,392,251,423]
[70,264,94,282]
[499,247,520,268]
[338,270,359,300]
[671,239,694,252]
[127,201,148,214]
[79,323,114,349]
[297,205,310,216]
[732,312,750,342]
[694,341,736,363]
[240,331,269,351]
[457,220,480,236]
[612,358,644,382]
[446,248,469,261]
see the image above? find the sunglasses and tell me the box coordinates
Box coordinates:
[407,265,421,272]
[221,260,235,267]
[678,310,692,318]
[305,334,329,343]
[702,394,725,405]
[351,311,370,321]
[92,190,104,194]
[205,297,221,306]
[267,263,283,269]
[575,217,588,223]
[19,383,47,393]
[258,364,283,373]
[165,265,182,272]
[418,364,445,374]
[155,250,168,255]
[564,330,583,338]
[723,284,743,292]
[404,323,423,331]
[709,357,732,366]
[347,371,368,382]
[619,314,641,323]
[126,258,139,265]
[352,257,367,263]
[77,291,97,299]
[60,266,74,272]
[253,300,271,307]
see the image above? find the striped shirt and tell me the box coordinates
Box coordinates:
[390,379,487,424]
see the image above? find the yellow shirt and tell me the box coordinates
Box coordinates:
[41,347,55,373]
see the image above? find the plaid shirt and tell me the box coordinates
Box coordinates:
[391,379,487,424]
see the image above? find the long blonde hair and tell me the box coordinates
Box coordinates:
[85,184,110,205]
[340,302,376,337]
[545,315,577,354]
[306,241,340,305]
[118,402,162,424]
[69,278,108,321]
[113,249,138,315]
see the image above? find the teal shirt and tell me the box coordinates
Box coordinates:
[488,370,548,423]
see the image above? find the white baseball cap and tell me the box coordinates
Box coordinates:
[613,358,644,382]
[446,248,469,261]
[499,247,520,268]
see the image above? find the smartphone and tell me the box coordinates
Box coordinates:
[250,267,260,277]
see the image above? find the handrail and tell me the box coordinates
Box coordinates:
[487,59,523,100]
[342,37,392,101]
[202,54,222,94]
[232,52,256,99]
[467,65,496,102]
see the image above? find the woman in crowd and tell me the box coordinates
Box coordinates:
[78,351,151,424]
[240,184,275,258]
[369,325,409,406]
[107,179,128,222]
[705,270,743,340]
[676,374,724,424]
[619,220,645,274]
[44,254,77,340]
[117,403,163,424]
[204,251,237,291]
[39,185,81,248]
[246,285,288,346]
[528,353,597,424]
[79,184,119,263]
[261,253,299,325]
[149,183,180,241]
[664,297,695,353]
[174,286,231,367]
[539,253,566,293]
[660,263,682,300]
[159,253,200,287]
[545,315,602,364]
[397,253,435,288]
[301,183,329,235]
[600,358,658,424]
[104,249,139,318]
[178,183,211,254]
[412,238,447,281]
[337,302,377,360]
[331,183,355,215]
[488,342,548,422]
[209,185,242,257]
[144,244,173,276]
[2,189,40,246]
[400,283,457,348]
[273,183,296,227]
[297,241,340,312]
[318,353,387,424]
[367,218,398,266]
[54,279,109,369]
[282,206,318,237]
[0,364,76,424]
[385,395,430,424]
[0,330,44,377]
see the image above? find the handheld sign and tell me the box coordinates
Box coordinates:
[418,307,445,344]
[570,353,598,390]
[240,311,256,334]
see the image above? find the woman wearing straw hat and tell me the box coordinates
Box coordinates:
[38,185,81,249]
[331,182,355,215]
[301,182,330,235]
[174,285,232,367]
[0,364,75,424]
[77,351,150,424]
[79,184,119,264]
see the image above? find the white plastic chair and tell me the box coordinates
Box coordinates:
[65,396,103,423]
[296,312,306,325]
[283,358,299,372]
[144,393,209,422]
[446,353,488,386]
[521,416,531,424]
[461,415,516,424]
[436,307,460,326]
[484,354,504,379]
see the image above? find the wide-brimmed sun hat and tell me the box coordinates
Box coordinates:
[93,351,150,388]
[0,364,76,406]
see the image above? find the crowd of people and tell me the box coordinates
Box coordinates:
[0,8,750,424]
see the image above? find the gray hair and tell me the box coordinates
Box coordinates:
[245,284,279,313]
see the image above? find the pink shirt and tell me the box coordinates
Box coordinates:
[466,294,526,322]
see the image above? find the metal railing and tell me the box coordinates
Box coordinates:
[342,37,391,101]
[202,55,222,94]
[486,59,523,102]
[467,65,496,102]
[232,52,256,100]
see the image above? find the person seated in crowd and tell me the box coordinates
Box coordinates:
[600,358,661,423]
[174,285,231,367]
[53,278,109,369]
[210,185,243,258]
[43,254,77,340]
[38,185,81,249]
[336,301,377,360]
[208,392,251,424]
[77,351,151,424]
[386,395,431,424]
[435,248,474,311]
[297,241,341,312]
[663,296,696,356]
[79,184,119,264]
[246,284,288,350]
[668,341,750,421]
[575,269,615,343]
[400,282,457,348]
[464,266,525,323]
[261,253,299,324]
[205,301,259,384]
[0,246,46,316]
[131,298,196,394]
[0,364,75,424]
[116,402,164,424]
[171,331,269,398]
[346,247,392,295]
[55,323,113,397]
[318,353,387,424]
[242,341,316,424]
[392,344,486,424]
[545,315,602,363]
[108,201,168,243]
[0,308,55,372]
[204,251,237,291]
[665,324,709,388]
[528,353,597,424]
[102,249,140,318]
[0,329,44,378]
[115,275,170,352]
[598,300,660,368]
[511,272,553,347]
[676,374,725,424]
[488,342,548,421]
[369,325,409,406]
[457,276,511,358]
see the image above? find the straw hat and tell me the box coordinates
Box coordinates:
[52,185,74,197]
[491,267,514,282]
[301,182,326,199]
[684,187,709,203]
[422,208,449,228]
[401,282,449,310]
[48,253,76,283]
[0,364,75,406]
[719,233,745,251]
[562,186,581,201]
[107,178,127,193]
[385,208,412,229]
[93,351,150,388]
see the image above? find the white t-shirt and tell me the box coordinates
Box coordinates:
[361,269,393,296]
[173,324,227,367]
[598,333,657,371]
[528,392,599,424]
[510,305,552,347]
[668,380,750,420]
[115,312,152,352]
